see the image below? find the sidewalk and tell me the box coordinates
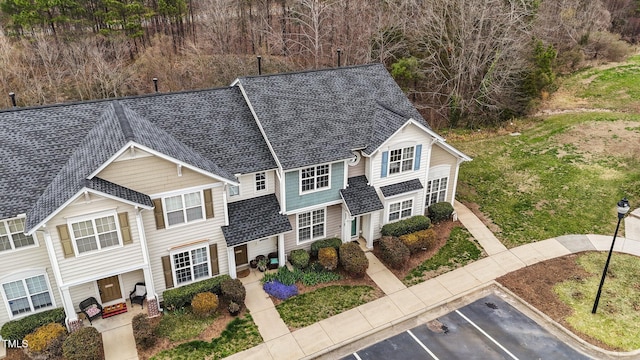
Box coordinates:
[226,202,640,360]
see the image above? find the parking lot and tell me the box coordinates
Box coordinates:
[341,294,592,360]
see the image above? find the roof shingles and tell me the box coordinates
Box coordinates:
[380,179,424,198]
[340,176,384,216]
[221,194,292,247]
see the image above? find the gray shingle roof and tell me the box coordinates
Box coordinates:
[221,194,292,247]
[1,87,275,226]
[380,179,424,198]
[86,178,153,208]
[238,64,427,170]
[364,103,411,155]
[340,176,384,216]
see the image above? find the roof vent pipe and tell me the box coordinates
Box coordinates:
[153,78,158,93]
[9,92,16,107]
[337,49,341,67]
[257,56,262,75]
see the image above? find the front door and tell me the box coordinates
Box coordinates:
[234,244,248,266]
[97,275,122,303]
[351,217,359,238]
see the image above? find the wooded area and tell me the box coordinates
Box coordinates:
[0,0,638,126]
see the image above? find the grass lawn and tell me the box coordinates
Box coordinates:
[155,309,219,342]
[276,285,376,329]
[555,252,640,351]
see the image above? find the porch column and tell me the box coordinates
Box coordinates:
[142,265,155,300]
[342,207,352,243]
[365,213,375,249]
[278,234,285,267]
[227,247,237,279]
[61,287,81,332]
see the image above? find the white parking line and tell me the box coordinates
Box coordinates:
[352,352,362,360]
[455,310,519,360]
[407,329,440,360]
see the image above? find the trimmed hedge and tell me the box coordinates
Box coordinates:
[289,249,310,269]
[220,278,246,307]
[399,228,437,254]
[380,215,431,237]
[24,322,67,354]
[428,201,454,223]
[310,238,343,257]
[339,242,369,278]
[132,313,156,350]
[0,307,65,341]
[162,274,231,311]
[62,327,103,360]
[318,247,338,271]
[379,236,410,269]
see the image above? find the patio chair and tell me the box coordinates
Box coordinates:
[129,282,147,308]
[267,252,279,270]
[79,297,103,324]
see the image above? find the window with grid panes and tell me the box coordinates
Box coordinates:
[426,177,448,206]
[300,165,330,193]
[70,214,120,254]
[298,209,325,243]
[255,172,266,191]
[2,274,53,317]
[388,147,414,175]
[388,199,413,221]
[164,191,204,226]
[0,218,35,252]
[173,246,210,285]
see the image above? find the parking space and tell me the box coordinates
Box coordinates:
[342,294,592,360]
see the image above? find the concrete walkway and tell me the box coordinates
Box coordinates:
[226,202,640,360]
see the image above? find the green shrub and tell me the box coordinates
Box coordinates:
[339,242,369,278]
[310,238,343,257]
[428,202,454,223]
[400,228,437,254]
[289,249,310,269]
[62,327,103,360]
[318,247,338,271]
[24,322,67,354]
[132,313,156,350]
[162,274,231,311]
[379,236,410,269]
[380,216,431,237]
[221,278,246,307]
[0,307,65,341]
[191,292,219,316]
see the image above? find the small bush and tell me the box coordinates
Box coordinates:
[132,314,156,350]
[289,249,310,269]
[0,307,65,341]
[381,216,431,237]
[310,237,343,257]
[24,322,67,354]
[62,327,103,360]
[263,280,298,300]
[318,247,338,271]
[220,278,246,307]
[43,334,66,359]
[191,292,219,317]
[400,228,437,254]
[339,242,369,278]
[428,202,454,223]
[379,236,410,269]
[162,274,231,311]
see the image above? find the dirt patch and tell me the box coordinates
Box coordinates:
[497,253,617,351]
[554,120,640,159]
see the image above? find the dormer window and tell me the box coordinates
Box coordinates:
[0,218,35,252]
[300,164,330,193]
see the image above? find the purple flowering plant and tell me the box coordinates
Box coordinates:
[263,280,298,300]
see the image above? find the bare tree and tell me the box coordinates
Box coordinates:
[286,0,338,68]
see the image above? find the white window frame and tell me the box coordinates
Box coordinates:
[426,177,449,206]
[0,270,55,320]
[0,217,37,253]
[67,210,122,256]
[255,172,267,192]
[162,190,206,228]
[170,244,212,287]
[388,198,414,222]
[388,146,415,176]
[299,164,331,194]
[296,208,326,244]
[426,165,451,206]
[228,185,240,197]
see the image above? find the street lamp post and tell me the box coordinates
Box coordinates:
[591,198,630,314]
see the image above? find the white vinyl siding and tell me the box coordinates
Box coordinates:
[389,199,413,222]
[1,273,54,318]
[297,208,326,244]
[69,211,122,255]
[388,146,414,175]
[163,191,204,227]
[300,165,330,193]
[172,245,211,286]
[0,218,36,252]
